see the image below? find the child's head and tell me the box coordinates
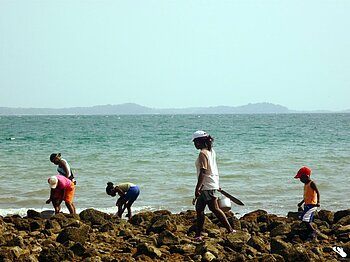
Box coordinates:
[294,167,312,183]
[106,182,116,197]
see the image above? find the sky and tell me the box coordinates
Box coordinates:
[0,1,349,111]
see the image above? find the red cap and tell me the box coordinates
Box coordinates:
[294,167,311,178]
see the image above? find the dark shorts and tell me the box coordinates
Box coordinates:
[198,189,220,204]
[301,204,318,222]
[125,186,140,205]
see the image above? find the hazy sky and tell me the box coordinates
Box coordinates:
[1,1,349,111]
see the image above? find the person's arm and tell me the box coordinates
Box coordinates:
[195,151,208,198]
[195,169,205,197]
[46,189,55,203]
[297,199,304,207]
[310,181,320,206]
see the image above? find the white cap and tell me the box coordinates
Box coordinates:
[192,130,208,141]
[48,176,58,189]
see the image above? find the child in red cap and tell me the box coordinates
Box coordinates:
[295,166,320,241]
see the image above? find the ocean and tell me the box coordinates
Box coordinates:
[0,114,349,218]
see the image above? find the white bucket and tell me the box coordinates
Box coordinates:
[218,196,231,212]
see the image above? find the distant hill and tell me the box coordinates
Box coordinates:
[0,102,347,115]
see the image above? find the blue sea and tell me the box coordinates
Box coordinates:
[0,114,349,217]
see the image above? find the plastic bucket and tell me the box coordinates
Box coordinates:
[218,196,231,212]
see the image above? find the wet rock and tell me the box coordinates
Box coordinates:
[27,209,41,219]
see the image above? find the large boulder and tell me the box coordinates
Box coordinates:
[56,224,91,244]
[79,208,110,226]
[225,231,251,252]
[157,229,180,246]
[334,209,350,224]
[148,215,177,233]
[317,209,334,225]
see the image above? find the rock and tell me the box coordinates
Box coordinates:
[270,223,291,237]
[148,215,177,233]
[334,224,350,235]
[70,242,86,256]
[79,208,110,226]
[336,215,350,226]
[259,254,285,262]
[334,209,350,223]
[247,235,268,253]
[225,231,251,251]
[227,214,241,230]
[39,245,73,262]
[195,242,220,257]
[136,242,162,259]
[45,219,61,233]
[30,220,44,231]
[288,222,310,241]
[202,251,216,261]
[27,209,41,219]
[317,209,334,225]
[0,208,348,261]
[241,209,269,223]
[282,244,311,262]
[56,224,91,244]
[287,211,300,220]
[270,237,292,255]
[157,229,180,246]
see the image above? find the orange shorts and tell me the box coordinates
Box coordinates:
[63,183,75,204]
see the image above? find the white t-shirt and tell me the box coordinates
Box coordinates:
[195,148,219,190]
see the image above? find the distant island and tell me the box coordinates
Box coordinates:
[0,103,348,115]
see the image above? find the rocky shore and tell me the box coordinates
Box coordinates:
[0,208,349,261]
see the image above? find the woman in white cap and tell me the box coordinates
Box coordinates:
[46,175,76,214]
[192,130,235,241]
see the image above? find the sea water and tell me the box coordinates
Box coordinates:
[0,114,349,217]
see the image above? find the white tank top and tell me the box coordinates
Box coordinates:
[196,148,219,190]
[57,159,71,177]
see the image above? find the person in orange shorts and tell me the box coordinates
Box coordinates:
[294,166,320,241]
[46,175,76,214]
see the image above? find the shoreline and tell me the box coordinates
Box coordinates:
[1,208,349,261]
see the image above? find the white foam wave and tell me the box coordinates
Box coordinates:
[0,206,157,218]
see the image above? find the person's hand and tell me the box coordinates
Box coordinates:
[316,203,320,207]
[46,199,51,204]
[297,202,302,207]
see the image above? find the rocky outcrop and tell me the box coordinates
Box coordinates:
[0,208,348,261]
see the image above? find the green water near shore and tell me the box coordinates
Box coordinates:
[0,114,349,216]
